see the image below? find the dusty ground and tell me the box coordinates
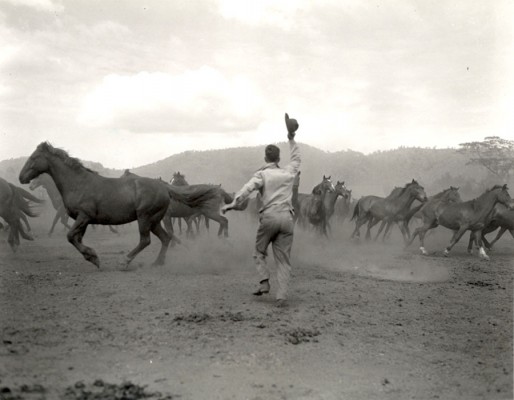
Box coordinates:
[0,209,512,400]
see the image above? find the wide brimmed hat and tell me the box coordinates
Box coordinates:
[285,113,299,133]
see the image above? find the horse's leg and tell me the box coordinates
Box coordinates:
[7,224,20,252]
[443,226,469,257]
[203,212,229,237]
[374,220,388,241]
[150,222,170,266]
[487,227,507,250]
[49,210,62,236]
[162,212,173,236]
[20,213,31,232]
[409,220,437,254]
[351,214,367,239]
[467,232,476,254]
[397,222,410,246]
[122,217,152,267]
[204,215,210,232]
[66,214,98,267]
[177,218,183,235]
[365,217,380,240]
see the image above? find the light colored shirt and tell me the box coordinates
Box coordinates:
[234,140,301,214]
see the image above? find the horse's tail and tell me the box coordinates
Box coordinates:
[15,186,45,204]
[167,184,221,208]
[220,188,234,204]
[350,200,360,221]
[11,185,40,218]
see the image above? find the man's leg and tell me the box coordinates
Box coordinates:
[272,214,294,300]
[253,215,276,292]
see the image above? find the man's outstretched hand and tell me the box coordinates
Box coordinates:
[285,113,299,140]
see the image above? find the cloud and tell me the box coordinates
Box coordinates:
[77,66,264,133]
[1,0,63,12]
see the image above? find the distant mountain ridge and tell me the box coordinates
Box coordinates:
[0,143,493,199]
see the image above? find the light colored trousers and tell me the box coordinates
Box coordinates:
[254,211,294,300]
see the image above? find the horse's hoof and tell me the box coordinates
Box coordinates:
[443,249,450,257]
[420,247,428,256]
[478,247,489,260]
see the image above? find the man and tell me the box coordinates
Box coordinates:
[222,113,301,307]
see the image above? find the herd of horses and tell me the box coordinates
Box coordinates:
[0,142,513,267]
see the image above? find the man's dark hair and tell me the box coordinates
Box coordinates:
[265,144,280,163]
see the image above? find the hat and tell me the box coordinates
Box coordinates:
[285,113,299,134]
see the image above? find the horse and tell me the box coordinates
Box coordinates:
[0,177,41,252]
[169,171,205,236]
[378,186,461,243]
[466,202,514,252]
[405,186,463,254]
[351,180,427,242]
[296,175,336,236]
[323,180,351,233]
[20,142,221,267]
[409,184,512,260]
[122,170,233,239]
[334,188,353,226]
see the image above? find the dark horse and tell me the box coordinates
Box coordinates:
[466,202,514,253]
[351,180,427,242]
[0,177,42,252]
[169,171,205,236]
[20,142,220,267]
[296,175,336,236]
[122,170,234,238]
[405,186,462,255]
[409,184,512,260]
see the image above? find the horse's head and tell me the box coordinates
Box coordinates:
[321,175,336,193]
[445,186,462,204]
[19,142,51,184]
[407,179,428,202]
[335,180,351,199]
[495,184,512,208]
[171,171,188,186]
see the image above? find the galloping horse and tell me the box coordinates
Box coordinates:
[416,185,512,259]
[296,175,336,236]
[406,186,462,254]
[20,142,220,267]
[0,177,41,251]
[122,169,233,238]
[378,186,461,243]
[467,202,514,252]
[351,180,427,242]
[169,171,204,236]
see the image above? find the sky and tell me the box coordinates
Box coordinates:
[1,0,513,169]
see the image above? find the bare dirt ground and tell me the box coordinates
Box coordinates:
[1,209,512,400]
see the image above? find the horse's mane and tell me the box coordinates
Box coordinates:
[39,142,98,174]
[486,184,504,192]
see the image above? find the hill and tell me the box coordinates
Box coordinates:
[0,143,497,200]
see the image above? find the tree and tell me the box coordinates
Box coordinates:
[458,136,514,181]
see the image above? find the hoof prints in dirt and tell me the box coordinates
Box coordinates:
[63,380,177,400]
[0,381,177,400]
[171,311,248,324]
[283,327,321,345]
[1,384,45,400]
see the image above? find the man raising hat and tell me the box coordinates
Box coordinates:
[222,114,301,307]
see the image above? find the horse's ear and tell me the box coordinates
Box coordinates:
[503,184,508,190]
[412,179,416,183]
[328,175,331,179]
[342,181,345,185]
[323,174,326,179]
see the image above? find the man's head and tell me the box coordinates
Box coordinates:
[265,144,280,163]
